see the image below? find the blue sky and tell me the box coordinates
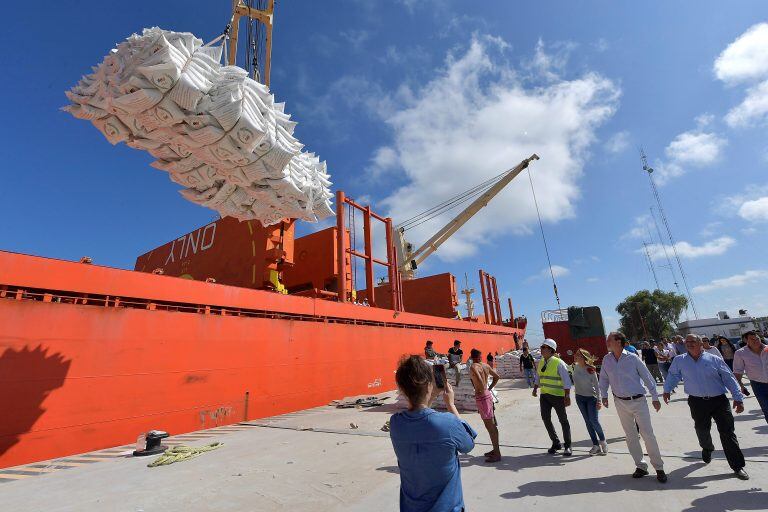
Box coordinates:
[1,1,767,344]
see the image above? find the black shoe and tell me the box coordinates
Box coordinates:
[734,468,749,480]
[632,468,649,478]
[547,443,562,455]
[656,470,668,483]
[563,447,572,457]
[702,449,712,464]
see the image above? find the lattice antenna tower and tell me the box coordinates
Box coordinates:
[641,241,661,290]
[640,148,698,319]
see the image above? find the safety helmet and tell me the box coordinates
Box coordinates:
[541,338,557,352]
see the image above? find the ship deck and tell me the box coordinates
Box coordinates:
[2,379,766,511]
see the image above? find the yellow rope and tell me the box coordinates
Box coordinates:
[147,442,223,467]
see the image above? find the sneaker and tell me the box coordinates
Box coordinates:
[632,467,649,478]
[599,440,608,455]
[563,447,572,457]
[547,443,562,455]
[656,470,668,483]
[589,445,601,456]
[702,449,712,464]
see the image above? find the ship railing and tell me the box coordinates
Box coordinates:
[0,284,525,337]
[541,308,568,323]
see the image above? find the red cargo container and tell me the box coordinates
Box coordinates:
[360,273,459,318]
[134,217,294,289]
[541,307,607,364]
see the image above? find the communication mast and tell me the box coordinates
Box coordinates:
[640,149,698,319]
[641,241,661,290]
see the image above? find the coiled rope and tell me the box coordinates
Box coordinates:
[147,442,224,467]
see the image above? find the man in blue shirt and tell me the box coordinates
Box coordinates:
[663,334,749,480]
[390,356,477,512]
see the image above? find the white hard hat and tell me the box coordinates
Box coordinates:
[541,339,557,351]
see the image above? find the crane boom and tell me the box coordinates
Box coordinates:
[396,154,539,279]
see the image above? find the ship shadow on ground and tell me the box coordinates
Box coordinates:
[499,463,738,500]
[0,345,71,457]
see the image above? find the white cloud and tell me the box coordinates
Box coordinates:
[714,23,768,127]
[366,146,399,179]
[605,130,630,154]
[340,30,371,52]
[525,39,576,80]
[375,35,620,261]
[714,23,768,84]
[653,127,726,184]
[739,197,768,222]
[586,277,600,283]
[700,221,723,238]
[379,45,431,67]
[721,184,768,224]
[665,131,726,166]
[527,265,570,282]
[643,236,735,261]
[693,270,768,293]
[622,214,651,240]
[725,80,768,127]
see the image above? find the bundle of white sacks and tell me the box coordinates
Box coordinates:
[63,27,334,226]
[495,348,542,379]
[395,362,499,412]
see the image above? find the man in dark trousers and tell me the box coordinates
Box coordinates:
[519,346,536,388]
[447,340,464,384]
[663,334,749,480]
[532,339,573,456]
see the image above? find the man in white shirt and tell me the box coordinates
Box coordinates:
[702,336,724,359]
[600,331,667,483]
[733,330,768,424]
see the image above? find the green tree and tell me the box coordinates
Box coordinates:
[616,290,688,341]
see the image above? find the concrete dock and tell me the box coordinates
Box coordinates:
[2,379,766,511]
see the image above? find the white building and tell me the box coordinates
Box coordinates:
[677,310,761,340]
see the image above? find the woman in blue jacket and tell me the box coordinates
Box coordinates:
[390,356,477,512]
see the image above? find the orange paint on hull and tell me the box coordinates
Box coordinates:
[0,251,523,469]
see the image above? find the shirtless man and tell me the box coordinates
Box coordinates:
[469,348,501,462]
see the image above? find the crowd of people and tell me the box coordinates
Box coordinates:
[389,330,768,511]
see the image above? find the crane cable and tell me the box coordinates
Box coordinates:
[397,168,511,231]
[526,168,561,310]
[399,179,503,232]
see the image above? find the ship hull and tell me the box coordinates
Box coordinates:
[0,251,521,468]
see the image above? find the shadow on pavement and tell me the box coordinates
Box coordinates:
[499,463,738,499]
[461,452,590,473]
[734,411,764,422]
[682,489,768,511]
[571,436,625,448]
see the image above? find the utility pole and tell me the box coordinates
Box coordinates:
[640,149,698,319]
[461,273,475,319]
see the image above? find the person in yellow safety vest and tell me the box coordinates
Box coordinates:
[532,338,573,456]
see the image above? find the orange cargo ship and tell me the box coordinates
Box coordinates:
[0,193,525,469]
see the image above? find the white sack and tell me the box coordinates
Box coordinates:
[64,27,334,226]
